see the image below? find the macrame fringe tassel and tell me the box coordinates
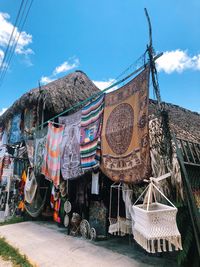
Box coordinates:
[133,230,183,253]
[109,218,132,236]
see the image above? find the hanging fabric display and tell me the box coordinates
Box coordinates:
[9,114,23,144]
[59,110,82,180]
[109,183,132,236]
[0,126,7,147]
[24,167,38,204]
[23,108,36,140]
[34,127,48,176]
[25,139,34,167]
[0,146,6,180]
[80,94,104,172]
[41,122,64,188]
[101,68,151,183]
[131,175,182,253]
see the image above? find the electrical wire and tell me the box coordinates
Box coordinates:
[0,0,25,73]
[0,0,34,86]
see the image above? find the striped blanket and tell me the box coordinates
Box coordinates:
[41,122,64,187]
[80,94,104,172]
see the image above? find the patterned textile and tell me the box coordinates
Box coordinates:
[101,68,151,183]
[41,122,64,187]
[0,146,6,179]
[25,139,34,167]
[0,126,7,146]
[34,127,48,176]
[80,94,104,172]
[9,114,23,144]
[59,111,82,179]
[23,108,36,140]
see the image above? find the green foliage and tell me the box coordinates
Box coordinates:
[0,216,25,226]
[0,237,33,267]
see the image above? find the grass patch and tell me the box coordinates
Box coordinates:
[0,237,33,267]
[0,216,25,226]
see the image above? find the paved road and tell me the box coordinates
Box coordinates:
[0,221,149,267]
[0,257,13,267]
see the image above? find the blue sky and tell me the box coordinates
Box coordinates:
[0,0,200,115]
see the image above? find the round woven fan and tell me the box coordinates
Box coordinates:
[89,227,97,240]
[64,214,69,227]
[80,219,90,239]
[64,200,71,214]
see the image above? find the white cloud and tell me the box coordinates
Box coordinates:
[0,12,33,63]
[40,76,55,84]
[93,78,118,92]
[53,58,79,75]
[41,57,80,85]
[0,107,7,116]
[156,49,200,74]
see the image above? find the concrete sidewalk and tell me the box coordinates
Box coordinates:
[0,221,177,267]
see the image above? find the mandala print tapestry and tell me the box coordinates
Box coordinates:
[9,114,23,144]
[59,110,82,179]
[41,122,64,187]
[34,127,48,176]
[80,94,104,172]
[101,67,151,183]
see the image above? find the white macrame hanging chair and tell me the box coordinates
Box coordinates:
[131,173,182,253]
[108,183,132,236]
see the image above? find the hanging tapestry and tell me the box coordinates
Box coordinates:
[34,127,48,176]
[41,122,64,187]
[80,94,104,172]
[59,110,82,179]
[23,108,37,140]
[9,114,23,144]
[0,146,7,180]
[25,139,34,167]
[101,68,151,183]
[0,126,7,146]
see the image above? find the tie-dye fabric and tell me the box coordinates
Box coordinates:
[41,122,64,187]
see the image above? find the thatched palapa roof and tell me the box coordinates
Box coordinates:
[149,99,200,143]
[0,70,100,123]
[0,70,199,143]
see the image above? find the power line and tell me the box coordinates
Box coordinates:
[0,0,25,72]
[0,0,34,86]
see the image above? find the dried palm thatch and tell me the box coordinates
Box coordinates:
[149,99,200,143]
[0,70,100,124]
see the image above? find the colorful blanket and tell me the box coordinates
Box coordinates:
[42,122,64,187]
[101,68,151,183]
[80,94,104,172]
[9,113,23,144]
[34,127,48,176]
[59,110,82,179]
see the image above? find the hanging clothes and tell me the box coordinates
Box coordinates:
[80,94,104,172]
[101,68,151,183]
[34,127,48,176]
[41,122,64,188]
[9,114,23,144]
[59,110,82,180]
